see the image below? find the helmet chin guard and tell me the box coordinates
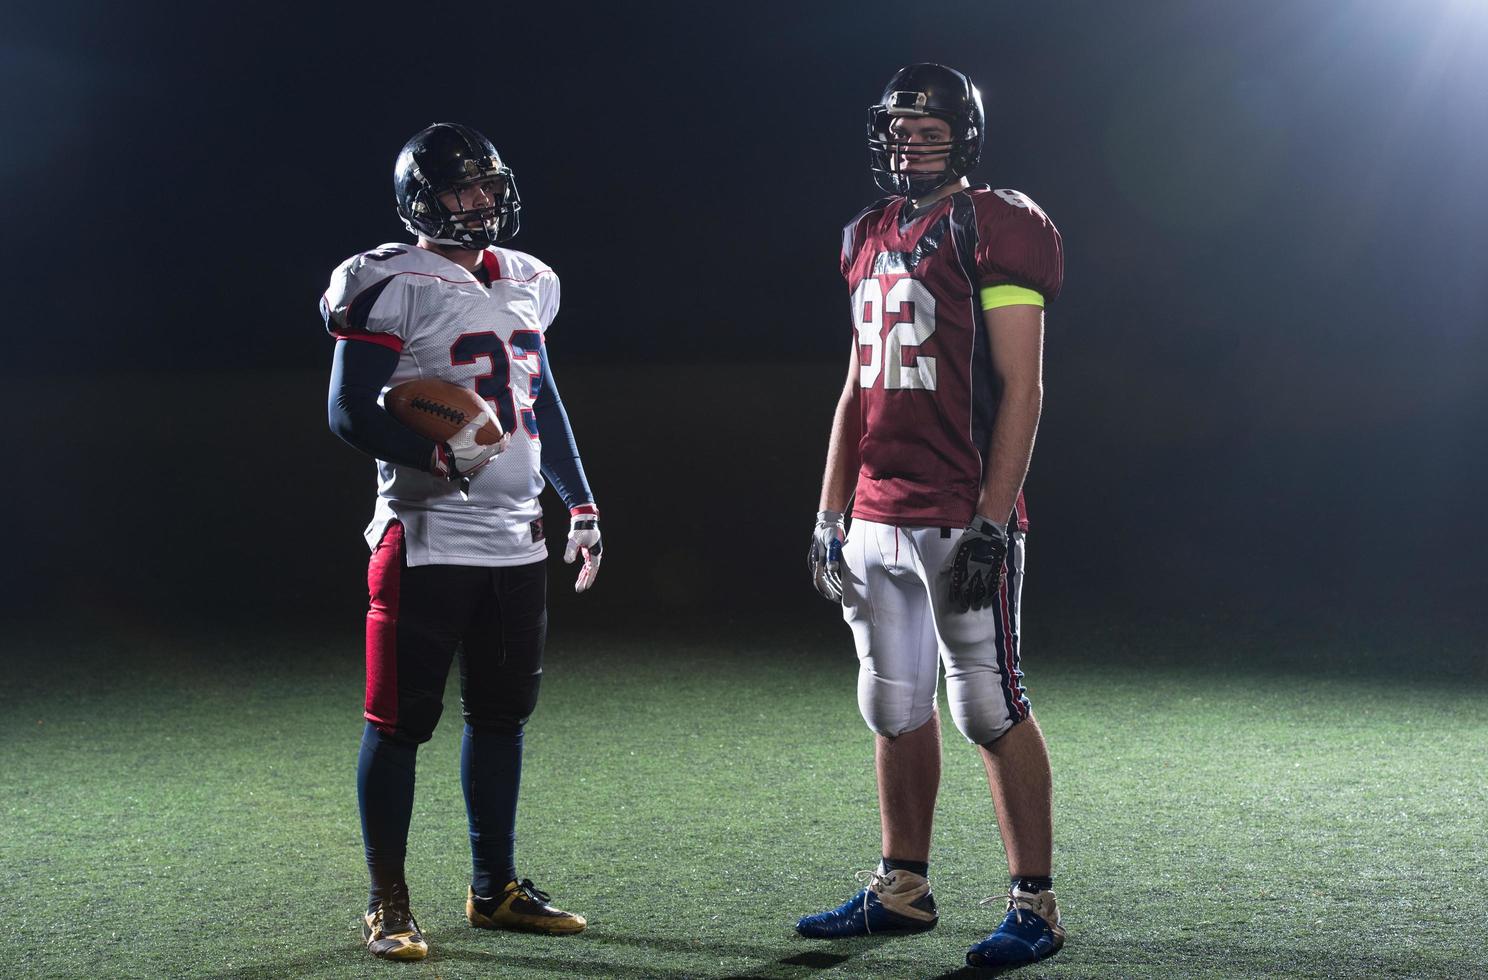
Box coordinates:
[394,123,522,249]
[867,64,985,199]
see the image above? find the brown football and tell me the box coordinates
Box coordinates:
[385,379,504,445]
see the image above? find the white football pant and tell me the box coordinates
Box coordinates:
[841,519,1030,745]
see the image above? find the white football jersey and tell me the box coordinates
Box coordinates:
[322,243,560,567]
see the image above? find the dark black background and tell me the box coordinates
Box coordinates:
[5,0,1486,645]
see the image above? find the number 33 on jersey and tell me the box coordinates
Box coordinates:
[840,186,1063,529]
[321,242,561,566]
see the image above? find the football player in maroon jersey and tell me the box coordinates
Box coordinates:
[800,64,1066,970]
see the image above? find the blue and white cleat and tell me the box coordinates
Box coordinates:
[965,886,1065,969]
[796,869,938,938]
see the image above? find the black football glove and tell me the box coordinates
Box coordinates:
[808,510,846,602]
[940,515,1009,613]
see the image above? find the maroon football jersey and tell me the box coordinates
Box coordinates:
[841,186,1063,529]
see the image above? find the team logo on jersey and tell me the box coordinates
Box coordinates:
[874,215,948,276]
[530,518,545,543]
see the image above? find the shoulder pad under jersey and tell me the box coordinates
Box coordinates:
[321,244,473,342]
[486,247,559,328]
[967,188,1064,301]
[840,197,896,279]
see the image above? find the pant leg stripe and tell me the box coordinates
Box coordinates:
[365,521,405,731]
[997,554,1030,721]
[989,567,1018,723]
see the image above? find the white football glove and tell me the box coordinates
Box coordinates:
[563,507,602,593]
[432,418,510,493]
[808,510,846,602]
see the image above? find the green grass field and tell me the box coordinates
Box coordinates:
[5,615,1487,979]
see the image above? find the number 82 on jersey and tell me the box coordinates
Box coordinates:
[854,277,938,391]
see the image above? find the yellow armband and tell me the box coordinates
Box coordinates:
[979,284,1045,310]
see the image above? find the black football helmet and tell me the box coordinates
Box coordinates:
[394,122,521,248]
[867,64,985,198]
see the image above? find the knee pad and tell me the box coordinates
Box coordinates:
[857,669,936,738]
[945,677,1020,746]
[363,721,423,751]
[378,696,443,745]
[463,673,541,736]
[950,706,1017,746]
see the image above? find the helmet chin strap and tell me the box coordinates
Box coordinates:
[907,173,948,197]
[401,218,482,250]
[904,170,966,203]
[418,214,502,250]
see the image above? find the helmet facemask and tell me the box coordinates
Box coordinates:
[398,149,522,249]
[868,102,981,199]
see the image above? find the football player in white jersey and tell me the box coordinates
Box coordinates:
[322,122,601,961]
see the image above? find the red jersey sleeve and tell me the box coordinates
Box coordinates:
[972,188,1064,301]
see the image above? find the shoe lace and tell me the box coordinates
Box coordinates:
[850,869,893,934]
[515,878,552,904]
[978,888,1039,926]
[378,885,421,935]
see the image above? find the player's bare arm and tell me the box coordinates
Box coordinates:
[818,344,862,513]
[975,304,1044,524]
[809,346,862,601]
[943,303,1043,612]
